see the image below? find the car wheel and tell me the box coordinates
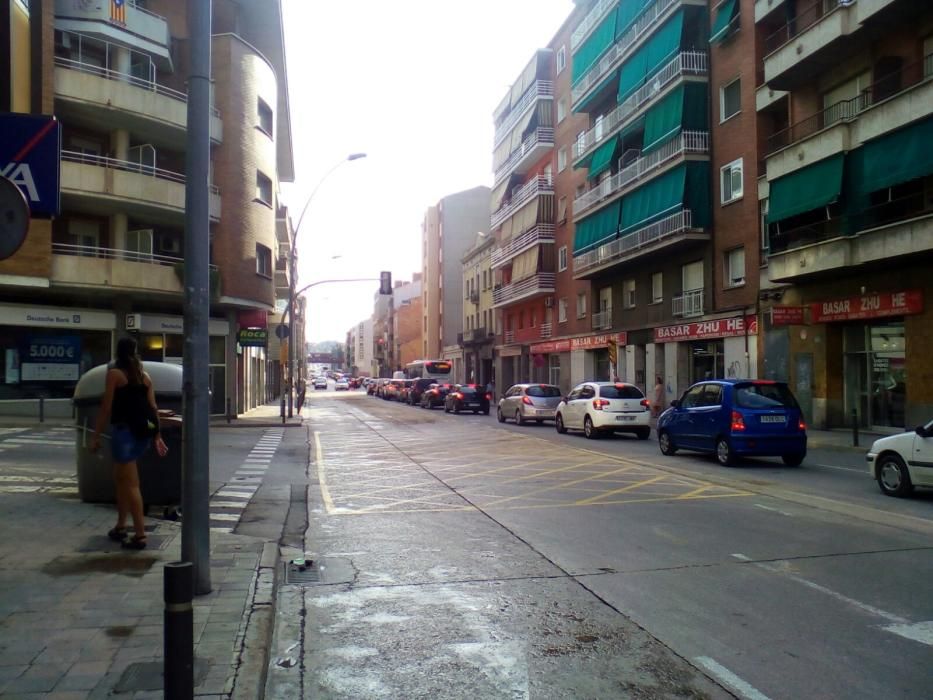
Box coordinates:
[636,428,650,440]
[555,413,567,434]
[877,453,913,497]
[584,416,599,439]
[497,407,505,423]
[782,453,805,467]
[716,437,735,466]
[515,410,524,426]
[658,430,677,455]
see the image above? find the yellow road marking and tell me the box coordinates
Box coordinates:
[314,431,335,514]
[574,475,667,505]
[481,464,639,507]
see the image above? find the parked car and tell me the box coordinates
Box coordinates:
[498,383,562,424]
[556,382,651,439]
[445,384,490,415]
[313,376,328,390]
[334,377,349,391]
[657,379,807,466]
[383,379,404,401]
[407,378,437,406]
[866,418,933,497]
[397,379,416,403]
[420,383,451,409]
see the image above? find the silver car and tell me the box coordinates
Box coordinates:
[497,383,563,425]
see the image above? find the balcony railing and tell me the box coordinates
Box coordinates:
[574,209,697,274]
[62,151,221,196]
[539,323,553,339]
[469,290,480,304]
[55,55,186,101]
[766,54,933,155]
[572,0,680,105]
[493,273,556,306]
[764,0,851,55]
[592,310,613,330]
[672,288,704,318]
[51,242,218,270]
[574,131,709,216]
[574,51,708,161]
[491,224,556,268]
[493,81,554,147]
[491,176,554,230]
[493,127,555,186]
[571,0,620,49]
[504,330,515,344]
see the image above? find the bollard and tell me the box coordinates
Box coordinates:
[38,396,44,423]
[280,395,286,424]
[851,408,859,447]
[164,562,194,700]
[225,397,232,424]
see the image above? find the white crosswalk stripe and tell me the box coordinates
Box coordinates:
[208,428,283,531]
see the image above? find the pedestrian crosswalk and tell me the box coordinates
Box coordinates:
[0,427,78,497]
[0,426,75,453]
[209,428,283,533]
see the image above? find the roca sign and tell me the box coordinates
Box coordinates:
[237,328,267,347]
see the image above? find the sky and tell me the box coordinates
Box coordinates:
[280,0,575,344]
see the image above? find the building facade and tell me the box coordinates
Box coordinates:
[393,274,423,370]
[346,318,374,378]
[459,232,496,386]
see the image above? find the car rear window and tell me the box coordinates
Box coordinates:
[599,384,644,399]
[459,387,477,396]
[734,382,799,409]
[526,386,561,398]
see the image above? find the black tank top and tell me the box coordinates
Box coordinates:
[111,381,150,427]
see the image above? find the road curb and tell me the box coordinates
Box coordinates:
[232,541,280,700]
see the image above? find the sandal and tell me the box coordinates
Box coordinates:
[107,527,128,542]
[121,535,147,550]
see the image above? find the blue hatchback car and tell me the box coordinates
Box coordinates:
[657,379,807,466]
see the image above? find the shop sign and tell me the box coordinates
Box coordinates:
[653,316,758,343]
[238,308,268,329]
[20,335,80,381]
[0,303,115,330]
[770,306,805,326]
[0,113,61,217]
[529,339,571,354]
[498,345,523,357]
[126,313,229,336]
[237,328,267,347]
[569,332,628,351]
[810,289,923,323]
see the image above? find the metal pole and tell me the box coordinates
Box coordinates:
[182,0,212,595]
[164,562,194,699]
[852,407,859,447]
[287,246,295,417]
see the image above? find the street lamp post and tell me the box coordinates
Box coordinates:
[282,152,366,419]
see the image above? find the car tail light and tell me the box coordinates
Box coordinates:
[640,399,650,410]
[798,418,807,431]
[592,399,610,410]
[731,411,746,432]
[452,392,462,400]
[522,396,533,406]
[428,390,436,396]
[486,393,492,401]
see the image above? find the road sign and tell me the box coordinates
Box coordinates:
[0,114,61,217]
[275,324,289,340]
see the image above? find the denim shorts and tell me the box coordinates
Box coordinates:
[111,425,151,463]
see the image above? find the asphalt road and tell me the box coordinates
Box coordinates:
[278,390,933,700]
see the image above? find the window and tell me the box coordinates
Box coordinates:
[558,196,568,224]
[256,243,272,277]
[558,147,567,172]
[256,171,273,205]
[125,229,153,260]
[556,45,566,74]
[558,297,568,323]
[760,199,769,255]
[576,130,586,153]
[543,164,553,185]
[822,70,871,125]
[66,219,100,251]
[720,158,743,204]
[594,114,605,142]
[682,260,704,291]
[557,97,567,124]
[576,293,586,319]
[720,78,741,122]
[624,279,636,308]
[558,245,568,272]
[257,98,273,135]
[725,247,746,287]
[651,272,663,304]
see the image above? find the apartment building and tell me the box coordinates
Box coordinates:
[372,290,392,377]
[345,318,373,378]
[393,274,423,370]
[459,232,496,386]
[755,0,933,429]
[0,0,294,416]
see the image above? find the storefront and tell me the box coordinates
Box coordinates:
[530,332,627,393]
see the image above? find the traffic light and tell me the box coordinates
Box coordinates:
[379,271,392,295]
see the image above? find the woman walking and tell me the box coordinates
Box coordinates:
[90,337,168,550]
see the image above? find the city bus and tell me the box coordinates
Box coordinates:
[404,359,453,381]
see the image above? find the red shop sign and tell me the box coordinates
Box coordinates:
[529,339,571,354]
[770,306,805,326]
[237,308,268,329]
[811,289,923,323]
[653,316,758,343]
[569,331,628,351]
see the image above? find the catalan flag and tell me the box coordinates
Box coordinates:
[111,0,126,25]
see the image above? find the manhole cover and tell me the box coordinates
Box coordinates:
[283,559,321,585]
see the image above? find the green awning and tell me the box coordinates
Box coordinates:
[572,11,617,86]
[573,69,620,114]
[620,165,687,234]
[710,0,738,43]
[767,154,845,224]
[616,47,648,103]
[616,10,684,104]
[642,82,709,153]
[616,0,651,38]
[848,117,933,197]
[684,161,711,229]
[588,135,620,180]
[573,200,622,254]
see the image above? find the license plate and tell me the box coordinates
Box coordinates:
[615,415,636,422]
[760,415,785,423]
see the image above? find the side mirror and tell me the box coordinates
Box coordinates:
[915,425,928,437]
[670,399,680,408]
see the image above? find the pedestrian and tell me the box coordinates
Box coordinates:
[90,337,168,550]
[653,376,665,418]
[486,378,495,402]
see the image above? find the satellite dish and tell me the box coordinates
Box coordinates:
[0,176,30,261]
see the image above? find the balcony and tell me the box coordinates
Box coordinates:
[493,81,554,147]
[61,151,221,223]
[571,0,619,49]
[672,288,704,318]
[493,127,555,187]
[574,51,708,163]
[574,131,709,219]
[491,225,556,269]
[574,209,708,279]
[592,310,613,330]
[755,83,788,111]
[461,327,492,346]
[491,176,554,230]
[54,0,172,68]
[539,323,552,339]
[572,0,690,107]
[504,330,515,345]
[755,0,786,22]
[493,273,556,308]
[468,290,480,304]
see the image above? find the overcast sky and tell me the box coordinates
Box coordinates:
[280,0,575,344]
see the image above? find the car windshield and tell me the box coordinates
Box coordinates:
[599,384,644,399]
[734,382,799,409]
[526,386,561,398]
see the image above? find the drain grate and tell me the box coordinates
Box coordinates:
[283,559,321,585]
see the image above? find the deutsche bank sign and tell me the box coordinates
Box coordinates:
[0,114,61,217]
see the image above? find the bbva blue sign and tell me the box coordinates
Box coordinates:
[0,114,61,218]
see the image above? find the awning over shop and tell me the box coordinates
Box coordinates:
[767,154,845,224]
[642,82,708,153]
[573,200,621,254]
[588,135,620,180]
[616,10,684,104]
[572,10,617,85]
[709,0,738,43]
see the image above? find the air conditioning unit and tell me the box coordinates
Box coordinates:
[544,296,554,308]
[159,234,180,254]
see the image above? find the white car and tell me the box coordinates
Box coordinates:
[555,381,651,440]
[334,378,350,391]
[313,377,328,390]
[866,419,933,497]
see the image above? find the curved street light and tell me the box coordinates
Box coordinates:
[282,152,367,419]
